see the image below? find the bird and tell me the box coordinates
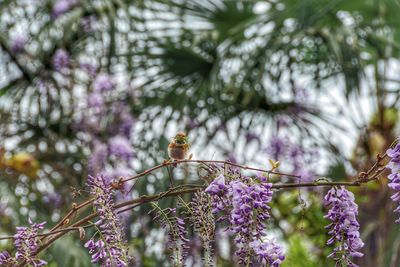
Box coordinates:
[168,132,191,162]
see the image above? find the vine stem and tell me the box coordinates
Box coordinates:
[122,159,301,184]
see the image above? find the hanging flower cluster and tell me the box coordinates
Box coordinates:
[386,143,400,223]
[189,191,215,266]
[324,186,364,266]
[0,219,47,267]
[81,71,135,195]
[152,205,190,266]
[250,239,285,267]
[205,167,285,266]
[84,175,129,266]
[52,49,70,73]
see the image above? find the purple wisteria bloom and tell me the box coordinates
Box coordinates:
[386,142,400,223]
[205,174,227,195]
[11,35,27,54]
[118,111,135,138]
[153,207,189,265]
[296,168,315,183]
[81,15,97,33]
[205,171,284,265]
[324,186,364,266]
[0,219,48,266]
[189,191,215,265]
[250,239,285,267]
[387,143,400,173]
[53,49,70,72]
[85,175,129,266]
[266,136,287,160]
[80,62,97,78]
[0,251,16,266]
[388,172,400,223]
[88,141,108,175]
[93,73,114,92]
[52,0,76,18]
[88,92,105,108]
[108,135,134,160]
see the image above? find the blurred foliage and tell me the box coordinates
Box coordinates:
[1,0,400,266]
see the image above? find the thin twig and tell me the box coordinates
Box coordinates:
[9,153,389,267]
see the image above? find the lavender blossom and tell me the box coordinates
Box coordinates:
[93,73,114,92]
[88,141,108,175]
[10,35,27,54]
[81,15,97,33]
[387,143,400,173]
[250,239,285,267]
[52,0,76,18]
[296,168,315,183]
[85,175,129,266]
[189,192,215,266]
[118,110,135,138]
[205,174,227,195]
[0,251,16,266]
[108,135,134,160]
[0,219,48,266]
[324,186,364,266]
[88,92,105,108]
[230,180,274,264]
[205,173,283,265]
[227,153,238,164]
[386,143,400,223]
[388,172,400,223]
[42,192,63,209]
[80,62,97,78]
[53,49,70,72]
[266,136,287,160]
[153,205,189,266]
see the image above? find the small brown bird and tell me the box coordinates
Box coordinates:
[168,132,190,161]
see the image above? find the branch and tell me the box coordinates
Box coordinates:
[122,159,300,184]
[5,152,389,266]
[17,186,201,266]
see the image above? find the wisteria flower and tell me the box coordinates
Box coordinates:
[250,239,285,267]
[205,171,283,265]
[0,219,48,266]
[387,143,400,173]
[205,174,227,195]
[189,191,215,266]
[93,73,114,92]
[88,141,108,175]
[85,175,129,266]
[52,0,76,18]
[80,62,97,78]
[88,92,105,108]
[266,136,287,160]
[386,142,400,223]
[152,205,189,265]
[324,186,364,266]
[53,49,70,72]
[108,135,134,160]
[11,35,27,54]
[0,251,16,266]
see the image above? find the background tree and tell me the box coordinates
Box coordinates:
[1,0,400,266]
